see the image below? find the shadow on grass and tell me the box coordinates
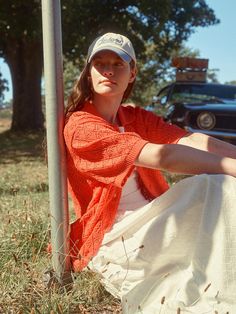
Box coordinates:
[0,182,49,196]
[0,130,46,163]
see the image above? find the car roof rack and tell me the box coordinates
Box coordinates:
[172,57,209,83]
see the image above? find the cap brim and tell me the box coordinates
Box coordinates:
[88,47,132,63]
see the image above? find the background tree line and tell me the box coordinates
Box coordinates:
[0,0,220,131]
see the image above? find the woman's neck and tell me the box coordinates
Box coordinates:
[92,94,122,125]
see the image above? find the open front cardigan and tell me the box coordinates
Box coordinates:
[64,102,188,271]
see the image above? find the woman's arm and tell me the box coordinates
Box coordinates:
[178,132,236,159]
[135,142,236,177]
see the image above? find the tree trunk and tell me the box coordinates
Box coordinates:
[6,38,44,131]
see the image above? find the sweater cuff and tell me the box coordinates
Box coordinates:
[114,139,148,188]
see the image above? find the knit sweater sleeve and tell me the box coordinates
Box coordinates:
[64,112,148,188]
[134,107,188,144]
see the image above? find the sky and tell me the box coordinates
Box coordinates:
[186,0,236,84]
[0,0,236,102]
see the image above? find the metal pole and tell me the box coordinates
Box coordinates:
[41,0,71,285]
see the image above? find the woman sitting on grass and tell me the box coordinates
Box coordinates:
[64,32,236,313]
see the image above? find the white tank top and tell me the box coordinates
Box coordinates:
[115,126,149,222]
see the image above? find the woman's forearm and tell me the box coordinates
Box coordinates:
[135,142,236,177]
[159,143,236,176]
[178,132,236,159]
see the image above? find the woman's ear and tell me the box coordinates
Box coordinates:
[129,66,137,83]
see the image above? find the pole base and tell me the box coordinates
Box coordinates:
[43,269,74,291]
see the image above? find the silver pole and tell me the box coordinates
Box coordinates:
[41,0,71,285]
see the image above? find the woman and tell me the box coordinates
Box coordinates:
[64,33,236,313]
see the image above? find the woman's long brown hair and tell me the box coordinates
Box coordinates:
[64,60,136,123]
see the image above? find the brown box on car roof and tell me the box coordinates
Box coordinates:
[176,71,207,82]
[172,57,209,69]
[172,57,209,82]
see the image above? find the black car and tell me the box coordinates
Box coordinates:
[154,82,236,144]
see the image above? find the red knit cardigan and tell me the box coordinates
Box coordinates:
[63,102,187,271]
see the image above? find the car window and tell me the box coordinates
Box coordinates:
[170,84,236,104]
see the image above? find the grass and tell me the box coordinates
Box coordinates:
[0,109,121,314]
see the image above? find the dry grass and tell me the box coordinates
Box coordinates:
[0,109,121,314]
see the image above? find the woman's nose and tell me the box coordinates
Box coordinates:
[103,65,113,76]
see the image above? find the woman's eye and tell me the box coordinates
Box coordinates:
[114,62,124,67]
[94,62,102,66]
[92,60,124,67]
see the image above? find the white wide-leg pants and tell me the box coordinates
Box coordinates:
[89,174,236,314]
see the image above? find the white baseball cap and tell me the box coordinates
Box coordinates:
[87,32,136,64]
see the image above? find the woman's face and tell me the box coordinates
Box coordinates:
[89,50,136,99]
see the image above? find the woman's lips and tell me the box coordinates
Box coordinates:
[100,79,116,85]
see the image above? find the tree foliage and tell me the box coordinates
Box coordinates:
[61,0,219,62]
[0,0,219,130]
[225,80,236,86]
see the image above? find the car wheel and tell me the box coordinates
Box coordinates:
[196,112,216,130]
